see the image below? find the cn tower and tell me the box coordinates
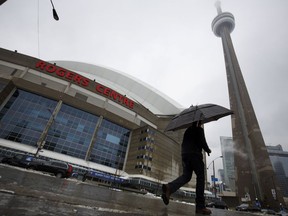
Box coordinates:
[211,1,284,209]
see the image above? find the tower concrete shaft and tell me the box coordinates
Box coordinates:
[211,2,284,209]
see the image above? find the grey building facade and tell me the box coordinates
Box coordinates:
[220,136,235,192]
[267,145,288,198]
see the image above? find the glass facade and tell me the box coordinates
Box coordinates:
[89,119,130,169]
[267,145,288,197]
[0,90,57,146]
[0,89,131,170]
[44,104,99,159]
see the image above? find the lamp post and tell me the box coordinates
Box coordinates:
[207,156,223,198]
[50,0,59,21]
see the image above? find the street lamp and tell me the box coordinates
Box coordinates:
[207,156,223,198]
[50,0,59,21]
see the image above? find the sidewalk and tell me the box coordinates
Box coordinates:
[0,164,258,216]
[0,181,259,216]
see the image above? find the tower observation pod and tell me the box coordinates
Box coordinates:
[211,1,284,210]
[212,1,235,37]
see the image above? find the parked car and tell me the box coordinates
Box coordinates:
[32,160,73,178]
[206,200,228,209]
[235,203,261,212]
[235,203,249,211]
[1,154,40,168]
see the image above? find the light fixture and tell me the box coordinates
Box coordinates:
[50,0,59,21]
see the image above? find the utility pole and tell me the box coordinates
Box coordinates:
[213,160,216,198]
[207,156,223,199]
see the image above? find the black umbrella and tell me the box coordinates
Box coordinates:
[165,103,233,131]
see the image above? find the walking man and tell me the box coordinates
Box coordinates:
[162,121,212,215]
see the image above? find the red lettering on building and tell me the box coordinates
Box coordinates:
[95,84,134,109]
[117,94,123,103]
[123,97,129,106]
[96,84,104,93]
[129,100,134,109]
[35,60,135,110]
[103,87,111,96]
[82,78,89,87]
[73,74,82,85]
[46,64,57,73]
[35,61,46,70]
[65,71,74,80]
[56,68,65,77]
[110,91,118,100]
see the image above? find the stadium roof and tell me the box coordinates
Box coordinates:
[51,61,183,115]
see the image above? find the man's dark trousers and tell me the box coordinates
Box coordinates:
[168,154,205,209]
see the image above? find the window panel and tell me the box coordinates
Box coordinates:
[0,90,57,147]
[89,119,130,169]
[44,104,99,160]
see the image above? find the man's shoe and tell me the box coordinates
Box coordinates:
[161,184,171,205]
[195,208,212,215]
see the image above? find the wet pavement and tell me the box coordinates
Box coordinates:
[0,164,263,215]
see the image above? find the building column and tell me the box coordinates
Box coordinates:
[35,83,71,156]
[35,100,63,156]
[85,115,103,161]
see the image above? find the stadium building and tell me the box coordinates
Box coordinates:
[0,47,203,194]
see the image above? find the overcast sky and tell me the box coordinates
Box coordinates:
[1,0,288,181]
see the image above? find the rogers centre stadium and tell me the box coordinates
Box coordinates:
[0,47,202,194]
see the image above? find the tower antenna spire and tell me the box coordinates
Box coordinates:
[215,1,222,15]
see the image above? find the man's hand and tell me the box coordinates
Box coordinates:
[207,149,212,156]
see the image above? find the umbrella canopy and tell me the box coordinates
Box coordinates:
[165,104,233,131]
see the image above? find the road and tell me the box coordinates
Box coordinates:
[0,164,262,215]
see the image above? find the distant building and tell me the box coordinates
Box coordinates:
[267,145,288,197]
[220,136,235,191]
[218,169,224,182]
[219,138,288,198]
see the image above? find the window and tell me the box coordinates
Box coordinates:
[137,155,152,161]
[44,104,99,159]
[137,145,154,152]
[0,89,57,146]
[135,164,151,171]
[89,119,130,169]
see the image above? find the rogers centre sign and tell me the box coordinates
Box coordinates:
[36,60,135,109]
